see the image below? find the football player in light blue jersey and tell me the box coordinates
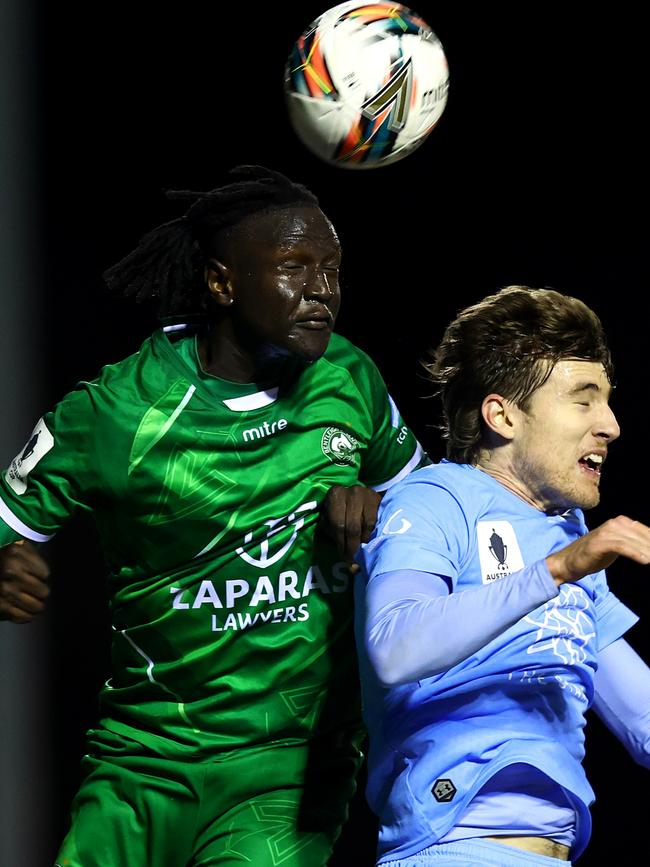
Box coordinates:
[355,285,650,866]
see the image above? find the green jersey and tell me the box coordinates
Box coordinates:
[0,329,425,758]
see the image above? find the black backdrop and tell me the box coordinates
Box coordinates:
[31,2,650,864]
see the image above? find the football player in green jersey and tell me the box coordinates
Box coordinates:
[0,165,428,866]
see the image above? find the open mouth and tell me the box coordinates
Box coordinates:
[579,453,604,475]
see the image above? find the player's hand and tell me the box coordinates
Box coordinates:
[320,485,383,572]
[0,540,51,624]
[546,515,650,585]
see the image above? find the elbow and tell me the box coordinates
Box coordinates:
[626,708,650,769]
[630,734,650,770]
[367,641,433,688]
[366,643,402,688]
[375,668,407,690]
[366,642,404,689]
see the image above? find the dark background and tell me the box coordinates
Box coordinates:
[24,1,650,863]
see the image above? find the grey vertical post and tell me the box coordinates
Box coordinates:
[0,1,52,864]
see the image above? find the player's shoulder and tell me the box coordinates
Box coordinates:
[324,332,375,367]
[86,330,184,398]
[390,459,474,488]
[382,460,494,513]
[53,332,163,420]
[322,333,384,385]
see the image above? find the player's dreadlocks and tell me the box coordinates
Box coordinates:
[103,165,319,319]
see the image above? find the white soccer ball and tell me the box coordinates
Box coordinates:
[284,1,449,169]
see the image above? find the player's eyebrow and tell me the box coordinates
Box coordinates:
[567,381,613,398]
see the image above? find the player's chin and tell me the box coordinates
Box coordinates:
[289,327,333,361]
[583,490,601,509]
[575,483,602,511]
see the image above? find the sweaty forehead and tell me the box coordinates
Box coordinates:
[548,359,611,392]
[234,205,339,249]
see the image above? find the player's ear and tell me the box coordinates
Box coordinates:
[481,393,517,441]
[205,258,234,307]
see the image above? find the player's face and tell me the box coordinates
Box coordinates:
[510,360,619,512]
[225,206,342,363]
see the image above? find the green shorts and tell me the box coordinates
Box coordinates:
[55,727,363,867]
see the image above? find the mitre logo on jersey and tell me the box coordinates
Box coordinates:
[321,427,360,466]
[476,520,525,584]
[5,419,54,495]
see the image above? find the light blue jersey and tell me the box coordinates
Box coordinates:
[356,461,638,862]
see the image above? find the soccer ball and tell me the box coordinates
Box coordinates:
[284,1,449,169]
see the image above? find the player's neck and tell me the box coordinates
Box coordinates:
[197,328,300,385]
[474,455,545,512]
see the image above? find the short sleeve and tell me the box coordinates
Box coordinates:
[590,569,640,651]
[357,470,470,586]
[0,384,97,545]
[354,353,427,491]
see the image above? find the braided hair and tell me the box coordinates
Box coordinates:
[103,165,320,319]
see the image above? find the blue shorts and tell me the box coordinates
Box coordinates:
[379,839,572,867]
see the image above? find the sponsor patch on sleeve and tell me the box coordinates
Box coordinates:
[5,418,54,495]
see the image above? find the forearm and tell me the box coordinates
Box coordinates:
[364,561,558,687]
[593,638,650,768]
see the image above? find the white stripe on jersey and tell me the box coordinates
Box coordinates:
[0,496,54,542]
[372,443,424,493]
[128,383,196,475]
[223,388,279,411]
[388,394,401,428]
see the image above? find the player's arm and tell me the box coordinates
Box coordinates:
[360,563,558,687]
[320,432,429,568]
[352,347,431,492]
[545,516,650,765]
[320,484,383,568]
[354,473,557,685]
[0,540,51,624]
[592,637,650,769]
[545,515,650,585]
[361,513,650,687]
[0,386,97,624]
[321,352,429,565]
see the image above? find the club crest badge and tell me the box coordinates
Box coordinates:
[321,427,360,466]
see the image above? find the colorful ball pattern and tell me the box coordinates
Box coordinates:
[285,2,449,169]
